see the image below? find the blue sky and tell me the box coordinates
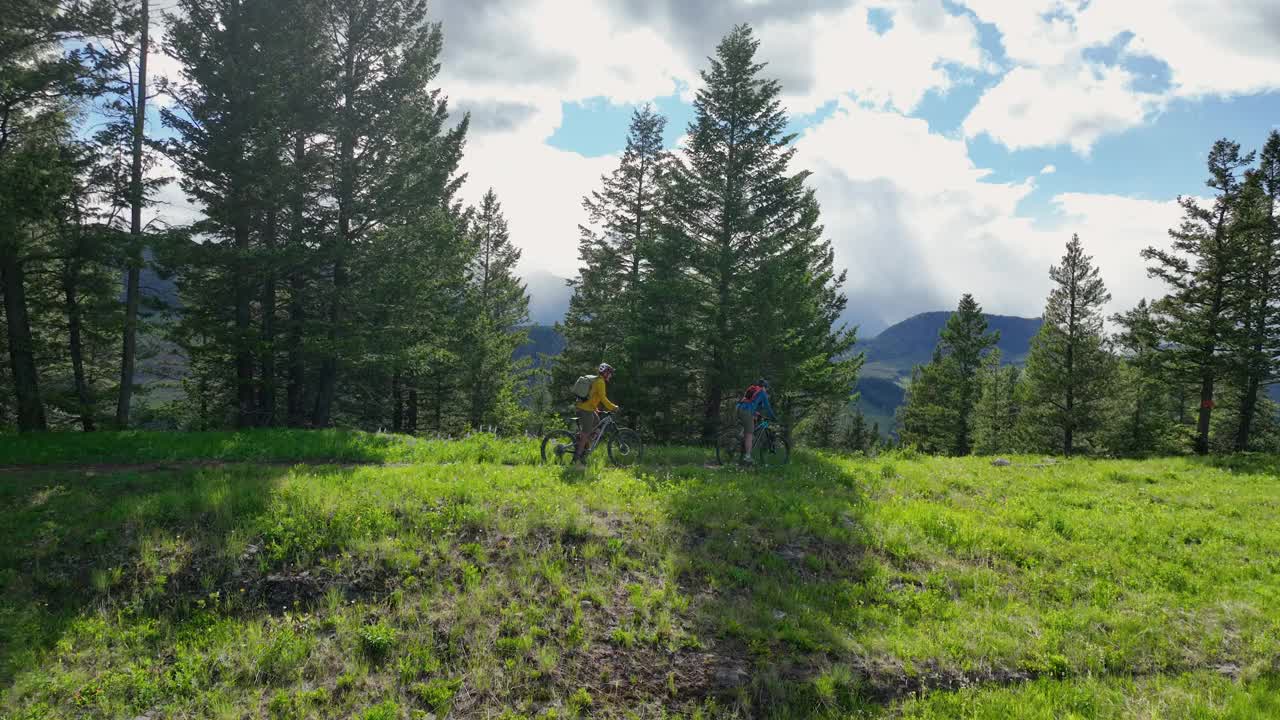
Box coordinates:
[142,0,1280,331]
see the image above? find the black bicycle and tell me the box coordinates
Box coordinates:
[541,411,644,467]
[716,415,790,466]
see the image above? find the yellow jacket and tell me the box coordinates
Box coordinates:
[575,376,617,412]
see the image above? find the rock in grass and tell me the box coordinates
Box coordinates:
[992,458,1012,467]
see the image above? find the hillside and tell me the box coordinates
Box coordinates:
[3,432,1278,718]
[515,325,567,376]
[856,311,1042,380]
[854,312,1042,434]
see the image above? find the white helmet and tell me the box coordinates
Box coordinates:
[598,362,615,375]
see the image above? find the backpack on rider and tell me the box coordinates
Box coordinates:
[572,374,597,402]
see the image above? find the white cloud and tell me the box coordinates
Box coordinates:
[959,0,1280,153]
[795,100,1052,327]
[793,99,1181,328]
[458,127,617,279]
[1074,1,1280,99]
[1047,192,1183,315]
[756,0,989,114]
[964,63,1163,153]
[1040,164,1057,175]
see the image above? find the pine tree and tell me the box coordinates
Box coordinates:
[665,24,859,441]
[633,209,701,441]
[309,0,467,427]
[898,347,957,455]
[109,0,150,428]
[462,190,531,431]
[1143,139,1255,454]
[1224,132,1280,450]
[49,142,128,432]
[1103,300,1183,455]
[839,406,869,454]
[901,294,1000,455]
[559,106,671,425]
[1,2,125,431]
[972,350,1021,455]
[800,397,840,449]
[1020,235,1114,455]
[164,0,282,428]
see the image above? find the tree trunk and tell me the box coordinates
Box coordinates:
[234,212,255,428]
[286,134,307,427]
[286,271,306,426]
[64,260,96,431]
[311,256,341,427]
[259,208,278,426]
[313,34,357,428]
[392,369,403,433]
[2,252,47,431]
[116,0,149,429]
[407,386,419,435]
[1194,374,1214,455]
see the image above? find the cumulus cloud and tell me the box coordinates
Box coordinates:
[457,128,617,279]
[795,100,1050,327]
[794,100,1181,328]
[964,63,1163,153]
[959,0,1280,153]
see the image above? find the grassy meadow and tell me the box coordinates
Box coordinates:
[1,431,1278,718]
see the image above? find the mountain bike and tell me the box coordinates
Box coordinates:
[716,415,790,466]
[541,411,644,467]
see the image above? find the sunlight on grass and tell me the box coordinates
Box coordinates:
[1,437,1277,717]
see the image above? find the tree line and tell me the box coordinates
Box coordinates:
[2,0,530,434]
[894,136,1280,457]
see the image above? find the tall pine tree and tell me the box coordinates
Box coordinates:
[1224,132,1280,450]
[462,190,531,431]
[665,24,859,440]
[310,0,466,427]
[1020,235,1114,455]
[559,106,671,425]
[1,1,125,431]
[164,0,282,428]
[1143,139,1254,454]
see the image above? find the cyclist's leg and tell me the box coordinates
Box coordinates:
[739,408,755,460]
[575,409,597,461]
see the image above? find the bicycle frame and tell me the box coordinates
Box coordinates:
[581,412,616,457]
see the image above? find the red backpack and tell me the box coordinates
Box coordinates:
[740,385,763,404]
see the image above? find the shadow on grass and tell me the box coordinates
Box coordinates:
[0,429,413,466]
[661,452,880,717]
[1199,452,1280,476]
[0,463,303,688]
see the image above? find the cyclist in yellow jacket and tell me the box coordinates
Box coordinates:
[576,362,619,464]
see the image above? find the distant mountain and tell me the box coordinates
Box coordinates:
[515,324,566,369]
[854,311,1043,435]
[524,270,572,326]
[857,311,1042,379]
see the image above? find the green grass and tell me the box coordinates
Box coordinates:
[0,428,715,469]
[1,434,1278,718]
[0,429,537,467]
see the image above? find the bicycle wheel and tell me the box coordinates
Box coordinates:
[755,430,790,466]
[716,429,743,466]
[541,429,578,465]
[607,428,644,467]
